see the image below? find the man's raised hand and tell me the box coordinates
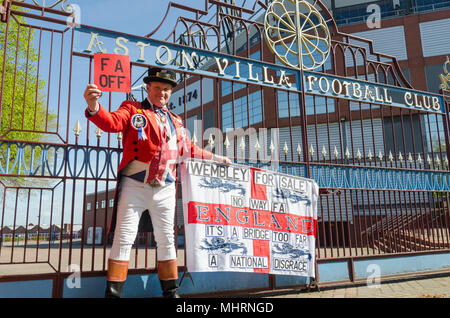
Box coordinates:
[83,84,102,112]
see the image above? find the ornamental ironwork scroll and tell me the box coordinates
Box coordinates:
[0,141,121,180]
[264,0,332,71]
[440,56,450,91]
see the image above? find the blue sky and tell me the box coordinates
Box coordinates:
[75,0,211,37]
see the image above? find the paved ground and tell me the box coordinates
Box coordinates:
[266,272,450,298]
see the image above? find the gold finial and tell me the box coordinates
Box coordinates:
[208,134,215,148]
[321,145,327,159]
[345,147,350,160]
[73,120,82,137]
[417,154,423,165]
[367,149,373,162]
[356,149,362,161]
[254,139,261,152]
[192,133,198,145]
[388,151,394,163]
[239,137,246,153]
[333,146,339,159]
[95,127,102,138]
[283,142,289,155]
[435,155,441,167]
[296,144,302,156]
[224,136,230,150]
[309,144,315,158]
[408,153,413,164]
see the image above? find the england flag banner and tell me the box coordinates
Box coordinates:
[180,159,319,277]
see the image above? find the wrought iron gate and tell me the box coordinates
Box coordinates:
[0,0,449,297]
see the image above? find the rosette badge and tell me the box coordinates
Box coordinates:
[264,0,331,71]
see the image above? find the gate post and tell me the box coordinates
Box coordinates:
[52,274,64,298]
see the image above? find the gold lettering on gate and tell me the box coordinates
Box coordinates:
[84,32,107,53]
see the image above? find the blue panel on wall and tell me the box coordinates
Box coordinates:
[275,274,309,287]
[179,272,269,295]
[353,253,450,280]
[62,272,269,297]
[63,276,105,298]
[63,274,163,298]
[317,262,349,282]
[0,280,53,298]
[122,274,161,298]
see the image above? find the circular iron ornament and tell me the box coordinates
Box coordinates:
[264,0,331,71]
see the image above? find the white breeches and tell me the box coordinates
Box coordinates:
[109,176,177,262]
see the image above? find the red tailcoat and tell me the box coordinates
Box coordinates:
[85,99,213,233]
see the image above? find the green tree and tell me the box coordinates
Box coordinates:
[0,5,57,183]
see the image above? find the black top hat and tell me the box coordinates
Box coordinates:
[143,67,177,87]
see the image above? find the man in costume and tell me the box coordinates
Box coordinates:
[84,67,231,298]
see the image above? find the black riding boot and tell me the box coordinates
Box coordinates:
[105,281,125,298]
[160,279,180,298]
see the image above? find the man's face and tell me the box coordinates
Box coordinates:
[147,81,173,107]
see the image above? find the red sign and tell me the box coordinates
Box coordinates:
[94,53,131,92]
